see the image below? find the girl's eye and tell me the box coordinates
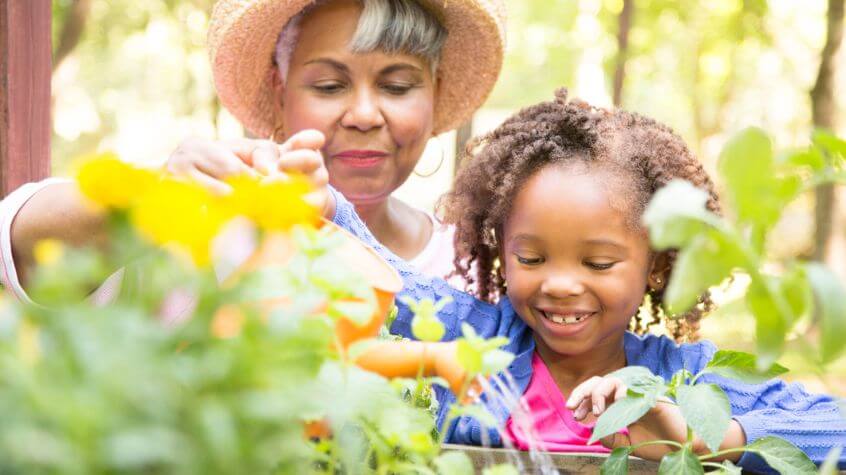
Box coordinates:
[381,83,415,95]
[312,82,345,94]
[586,261,616,270]
[516,255,544,265]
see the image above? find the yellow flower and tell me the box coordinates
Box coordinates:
[33,239,65,266]
[223,175,319,231]
[75,152,159,209]
[130,178,226,266]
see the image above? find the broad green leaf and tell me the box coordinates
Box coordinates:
[433,451,474,475]
[643,180,721,249]
[718,128,800,235]
[481,349,514,375]
[657,447,704,474]
[780,265,812,325]
[608,366,667,396]
[805,263,846,363]
[663,232,739,315]
[745,280,788,370]
[456,340,482,374]
[482,464,519,475]
[676,384,731,453]
[411,315,446,342]
[702,350,788,384]
[747,436,816,475]
[327,299,375,326]
[600,447,632,475]
[712,460,742,474]
[784,147,825,172]
[812,129,846,162]
[589,394,655,444]
[819,446,843,475]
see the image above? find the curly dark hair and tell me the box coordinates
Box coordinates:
[440,89,721,342]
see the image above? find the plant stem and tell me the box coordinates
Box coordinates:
[630,439,685,452]
[698,447,751,461]
[701,461,726,469]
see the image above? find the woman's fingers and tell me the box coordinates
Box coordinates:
[185,169,232,196]
[279,129,326,153]
[277,149,324,176]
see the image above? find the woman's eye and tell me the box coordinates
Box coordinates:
[516,255,544,265]
[312,83,345,94]
[381,83,415,95]
[586,261,615,270]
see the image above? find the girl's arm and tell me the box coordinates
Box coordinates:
[328,187,502,341]
[714,376,846,472]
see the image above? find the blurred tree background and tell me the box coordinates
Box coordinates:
[50,0,846,394]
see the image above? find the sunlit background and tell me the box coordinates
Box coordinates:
[50,0,846,395]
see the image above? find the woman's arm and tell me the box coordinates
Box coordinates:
[3,179,107,297]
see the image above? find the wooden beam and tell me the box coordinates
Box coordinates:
[0,0,52,196]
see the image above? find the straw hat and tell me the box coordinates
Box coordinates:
[208,0,506,138]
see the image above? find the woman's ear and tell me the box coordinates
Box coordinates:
[647,251,672,291]
[271,68,285,114]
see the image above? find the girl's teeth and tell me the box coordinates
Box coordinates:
[546,313,588,325]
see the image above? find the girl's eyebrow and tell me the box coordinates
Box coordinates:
[583,238,627,249]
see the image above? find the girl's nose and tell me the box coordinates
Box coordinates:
[341,89,386,131]
[540,273,586,298]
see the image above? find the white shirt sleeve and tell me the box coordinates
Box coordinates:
[0,177,74,303]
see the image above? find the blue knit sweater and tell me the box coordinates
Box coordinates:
[331,189,846,473]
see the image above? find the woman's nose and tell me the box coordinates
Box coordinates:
[341,89,386,131]
[540,273,586,298]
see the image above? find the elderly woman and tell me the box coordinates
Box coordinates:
[0,0,505,300]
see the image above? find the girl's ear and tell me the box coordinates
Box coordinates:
[647,251,672,291]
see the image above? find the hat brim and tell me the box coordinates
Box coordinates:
[209,0,505,138]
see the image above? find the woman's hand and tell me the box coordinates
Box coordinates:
[166,130,328,198]
[565,375,745,462]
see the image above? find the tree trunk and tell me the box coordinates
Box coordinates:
[53,0,91,72]
[612,0,634,107]
[811,0,845,261]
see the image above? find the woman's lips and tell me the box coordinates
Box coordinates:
[332,150,389,168]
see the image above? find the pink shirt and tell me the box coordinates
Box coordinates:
[503,352,613,453]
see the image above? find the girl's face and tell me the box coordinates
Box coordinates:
[502,163,658,359]
[280,0,436,206]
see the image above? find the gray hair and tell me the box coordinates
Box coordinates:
[274,0,447,83]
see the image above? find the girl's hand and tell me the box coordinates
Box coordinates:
[565,376,691,461]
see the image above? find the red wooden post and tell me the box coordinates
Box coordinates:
[0,0,52,196]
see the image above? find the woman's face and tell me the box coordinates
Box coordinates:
[280,0,436,206]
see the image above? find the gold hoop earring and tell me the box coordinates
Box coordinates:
[413,136,446,178]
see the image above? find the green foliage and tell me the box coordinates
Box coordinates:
[597,352,815,475]
[644,127,846,368]
[0,216,516,473]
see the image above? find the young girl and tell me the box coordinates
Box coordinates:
[316,90,846,472]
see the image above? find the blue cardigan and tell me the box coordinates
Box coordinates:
[331,189,846,472]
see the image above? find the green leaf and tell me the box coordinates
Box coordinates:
[805,263,846,363]
[702,350,788,384]
[433,451,474,475]
[608,366,660,391]
[643,180,721,249]
[676,384,731,453]
[663,232,739,315]
[327,299,375,326]
[747,436,817,475]
[481,349,514,375]
[456,340,482,374]
[482,464,519,475]
[819,446,843,475]
[589,394,655,444]
[411,315,446,342]
[346,338,378,361]
[657,447,704,474]
[718,128,800,235]
[712,460,742,474]
[784,147,825,171]
[745,280,788,370]
[812,129,846,162]
[600,447,632,475]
